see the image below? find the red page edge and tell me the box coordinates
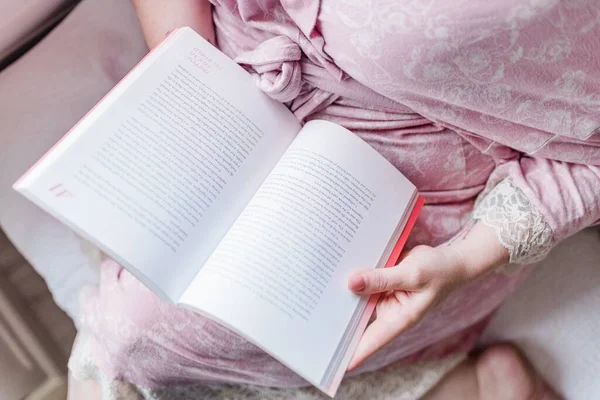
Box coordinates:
[384,195,425,269]
[326,195,425,397]
[13,29,179,189]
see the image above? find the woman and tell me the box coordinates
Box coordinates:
[40,0,600,398]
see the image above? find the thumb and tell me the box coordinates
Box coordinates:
[348,267,417,295]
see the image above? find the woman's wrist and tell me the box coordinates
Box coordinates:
[439,221,510,281]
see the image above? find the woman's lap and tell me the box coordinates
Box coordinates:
[75,259,309,388]
[73,259,486,390]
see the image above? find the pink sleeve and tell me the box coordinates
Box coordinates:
[507,157,600,239]
[473,141,600,264]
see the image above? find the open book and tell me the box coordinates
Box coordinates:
[14,27,423,396]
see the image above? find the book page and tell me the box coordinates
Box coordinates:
[15,28,301,302]
[179,120,416,389]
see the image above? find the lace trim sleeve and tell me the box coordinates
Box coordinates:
[473,179,554,264]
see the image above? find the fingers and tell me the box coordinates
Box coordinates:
[347,293,432,371]
[347,315,399,371]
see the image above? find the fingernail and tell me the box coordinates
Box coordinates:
[349,275,366,291]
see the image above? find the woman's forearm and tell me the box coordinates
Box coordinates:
[132,0,215,48]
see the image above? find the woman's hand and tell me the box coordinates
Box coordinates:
[347,222,509,370]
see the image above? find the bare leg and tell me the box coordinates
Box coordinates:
[423,344,562,400]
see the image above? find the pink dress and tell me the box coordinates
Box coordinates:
[70,0,600,397]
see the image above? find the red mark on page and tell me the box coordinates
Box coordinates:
[188,48,223,74]
[49,184,74,198]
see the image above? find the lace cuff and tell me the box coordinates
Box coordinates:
[473,179,554,264]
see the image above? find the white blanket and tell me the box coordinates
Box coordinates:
[482,228,600,399]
